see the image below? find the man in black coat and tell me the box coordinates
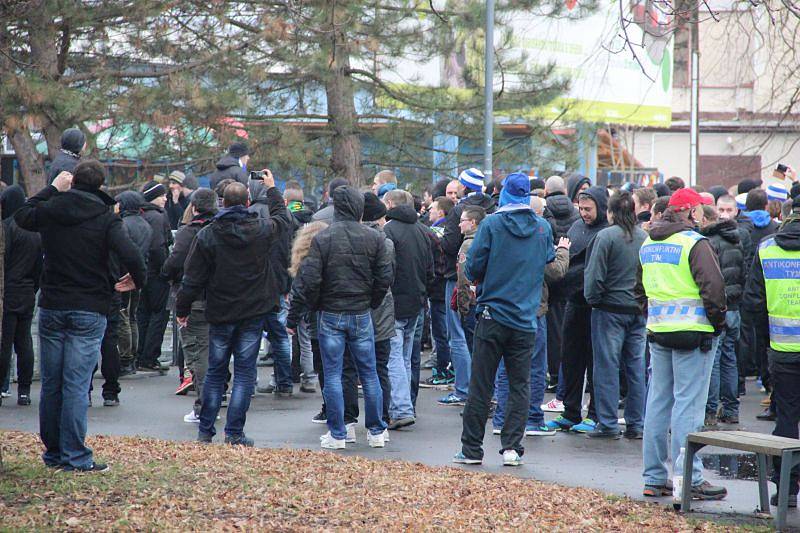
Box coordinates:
[47,128,85,184]
[176,178,288,446]
[287,185,392,449]
[165,170,190,230]
[136,180,173,372]
[209,142,250,188]
[382,189,434,429]
[16,160,146,471]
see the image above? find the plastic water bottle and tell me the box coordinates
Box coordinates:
[673,447,686,510]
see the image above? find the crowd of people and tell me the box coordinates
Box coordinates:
[0,129,798,506]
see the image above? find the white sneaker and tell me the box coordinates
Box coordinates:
[183,410,200,424]
[618,418,626,425]
[346,423,357,443]
[492,428,501,435]
[367,431,385,448]
[382,429,390,442]
[541,399,564,413]
[503,449,523,466]
[320,432,346,450]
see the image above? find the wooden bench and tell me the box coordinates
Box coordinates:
[682,431,800,530]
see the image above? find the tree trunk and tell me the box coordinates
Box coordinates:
[7,123,46,194]
[324,4,362,186]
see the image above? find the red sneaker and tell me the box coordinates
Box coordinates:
[175,375,194,396]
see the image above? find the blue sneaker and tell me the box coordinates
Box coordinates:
[544,415,577,431]
[452,451,482,464]
[571,418,597,433]
[525,425,557,436]
[438,393,466,406]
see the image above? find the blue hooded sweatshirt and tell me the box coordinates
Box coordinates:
[464,205,554,332]
[744,209,773,229]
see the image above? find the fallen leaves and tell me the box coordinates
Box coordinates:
[0,431,720,531]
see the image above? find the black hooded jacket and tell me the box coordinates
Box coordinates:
[165,192,189,230]
[383,204,435,319]
[566,174,591,203]
[175,187,288,324]
[2,185,42,315]
[209,155,248,189]
[140,203,173,277]
[117,191,153,266]
[563,186,609,303]
[14,184,146,315]
[744,216,800,364]
[544,191,579,240]
[287,186,393,328]
[47,150,80,184]
[249,179,293,303]
[700,219,746,310]
[440,192,496,279]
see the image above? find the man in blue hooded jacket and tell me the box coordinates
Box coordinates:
[453,173,554,467]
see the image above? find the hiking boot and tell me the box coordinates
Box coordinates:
[102,397,119,407]
[346,423,357,443]
[452,451,482,465]
[311,409,327,424]
[571,419,597,433]
[704,412,718,427]
[718,414,739,424]
[756,407,776,421]
[320,432,345,450]
[367,431,385,448]
[175,375,194,396]
[643,480,673,497]
[623,428,644,440]
[503,449,523,466]
[388,417,415,430]
[437,393,466,406]
[541,399,564,413]
[545,415,577,432]
[691,481,727,500]
[770,493,799,508]
[225,434,254,447]
[525,425,557,436]
[17,394,31,406]
[586,428,621,439]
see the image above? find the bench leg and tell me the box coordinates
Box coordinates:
[681,442,701,512]
[757,453,770,515]
[777,450,792,531]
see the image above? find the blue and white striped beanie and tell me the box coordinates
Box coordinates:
[766,180,788,202]
[459,168,485,192]
[735,193,747,211]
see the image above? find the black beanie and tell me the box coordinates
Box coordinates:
[738,178,762,195]
[653,183,671,197]
[362,192,386,222]
[60,128,85,155]
[141,180,166,202]
[228,142,249,159]
[327,178,349,199]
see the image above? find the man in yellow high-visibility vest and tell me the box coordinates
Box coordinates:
[637,187,728,500]
[744,195,800,508]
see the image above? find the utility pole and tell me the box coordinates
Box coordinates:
[689,1,700,186]
[483,0,495,182]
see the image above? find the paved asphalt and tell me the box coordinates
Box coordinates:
[1,360,797,529]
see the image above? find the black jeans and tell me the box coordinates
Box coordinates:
[561,302,596,424]
[0,311,35,395]
[91,306,122,399]
[136,277,170,365]
[546,298,566,383]
[770,358,800,495]
[461,315,535,459]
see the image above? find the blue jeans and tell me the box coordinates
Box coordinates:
[388,315,419,420]
[494,315,547,428]
[38,308,107,469]
[264,299,292,390]
[429,299,451,374]
[200,314,266,439]
[318,311,386,439]
[445,279,470,398]
[591,310,647,432]
[643,337,719,487]
[707,310,740,417]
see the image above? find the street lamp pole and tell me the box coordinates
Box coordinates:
[483,0,495,182]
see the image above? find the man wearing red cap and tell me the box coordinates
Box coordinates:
[637,187,729,500]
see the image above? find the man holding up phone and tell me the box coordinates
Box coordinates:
[176,170,289,446]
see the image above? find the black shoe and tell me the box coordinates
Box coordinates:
[691,481,727,500]
[220,394,228,408]
[756,407,776,421]
[197,433,213,444]
[770,493,798,508]
[275,386,293,398]
[311,409,327,424]
[388,417,416,430]
[17,394,31,406]
[68,462,109,473]
[137,361,165,373]
[119,363,137,376]
[257,355,274,367]
[623,429,644,440]
[586,428,621,439]
[103,397,120,407]
[225,434,254,447]
[545,383,558,393]
[718,414,739,424]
